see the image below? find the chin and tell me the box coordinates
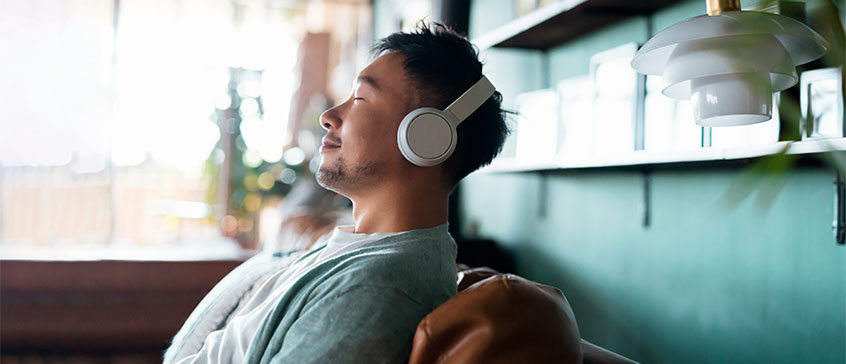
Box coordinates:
[315,165,342,191]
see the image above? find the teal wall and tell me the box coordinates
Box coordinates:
[462,0,846,363]
[460,167,844,363]
[373,0,846,362]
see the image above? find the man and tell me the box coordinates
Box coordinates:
[165,23,509,363]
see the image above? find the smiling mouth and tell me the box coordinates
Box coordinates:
[320,136,341,152]
[320,144,340,153]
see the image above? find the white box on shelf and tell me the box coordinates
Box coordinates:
[514,88,559,163]
[589,43,640,157]
[556,75,593,160]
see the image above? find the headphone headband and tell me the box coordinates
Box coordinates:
[444,76,496,125]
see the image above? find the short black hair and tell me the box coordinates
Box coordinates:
[372,22,510,188]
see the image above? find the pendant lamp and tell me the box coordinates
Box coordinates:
[631,0,830,126]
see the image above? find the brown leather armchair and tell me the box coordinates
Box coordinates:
[408,267,638,364]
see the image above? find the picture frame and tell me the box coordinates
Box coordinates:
[800,66,845,140]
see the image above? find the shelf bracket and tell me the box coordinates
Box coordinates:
[642,171,651,228]
[835,172,845,245]
[538,172,548,219]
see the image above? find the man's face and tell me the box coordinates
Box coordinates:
[316,52,415,194]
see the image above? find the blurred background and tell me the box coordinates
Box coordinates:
[0,0,422,361]
[1,0,845,363]
[0,0,388,256]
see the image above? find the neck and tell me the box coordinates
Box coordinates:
[349,177,449,234]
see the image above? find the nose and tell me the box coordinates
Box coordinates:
[320,104,342,131]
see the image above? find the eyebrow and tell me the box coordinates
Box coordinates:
[355,75,381,91]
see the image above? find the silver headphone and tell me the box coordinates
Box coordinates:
[397,76,496,167]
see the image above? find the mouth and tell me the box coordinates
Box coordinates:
[320,136,341,153]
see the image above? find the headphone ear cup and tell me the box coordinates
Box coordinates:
[397,108,458,167]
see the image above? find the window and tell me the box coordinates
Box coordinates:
[0,0,371,258]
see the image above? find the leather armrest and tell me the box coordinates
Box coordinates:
[410,274,582,364]
[440,268,638,364]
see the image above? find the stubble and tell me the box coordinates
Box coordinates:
[316,155,383,192]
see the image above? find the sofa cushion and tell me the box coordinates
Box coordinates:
[408,273,583,364]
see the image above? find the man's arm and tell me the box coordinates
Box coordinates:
[254,284,429,364]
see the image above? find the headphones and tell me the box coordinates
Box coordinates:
[397,76,496,167]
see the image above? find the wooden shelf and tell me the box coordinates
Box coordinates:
[479,138,846,173]
[472,0,682,51]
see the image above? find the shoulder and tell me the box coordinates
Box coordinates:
[312,227,458,309]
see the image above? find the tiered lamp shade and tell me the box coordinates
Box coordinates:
[631,10,829,126]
